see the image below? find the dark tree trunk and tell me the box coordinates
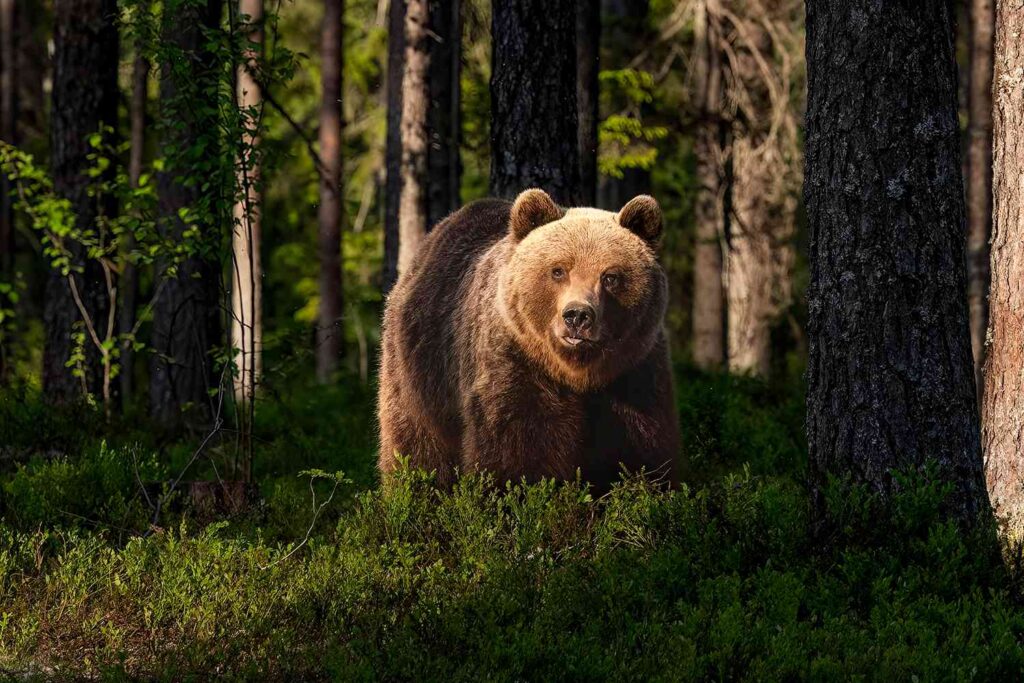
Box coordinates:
[490,0,580,205]
[150,0,222,430]
[576,0,599,206]
[386,0,461,294]
[804,1,987,522]
[0,0,15,383]
[121,2,148,406]
[426,0,461,229]
[983,1,1024,532]
[691,0,725,370]
[966,0,994,390]
[382,0,404,294]
[316,0,344,382]
[44,0,119,403]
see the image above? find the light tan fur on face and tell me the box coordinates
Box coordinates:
[498,208,665,392]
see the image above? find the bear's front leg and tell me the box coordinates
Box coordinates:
[459,366,587,485]
[585,335,680,489]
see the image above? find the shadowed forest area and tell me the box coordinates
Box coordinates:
[3,0,1024,679]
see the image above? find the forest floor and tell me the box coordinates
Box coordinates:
[1,368,1024,679]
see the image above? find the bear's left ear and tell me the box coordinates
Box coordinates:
[510,188,563,241]
[617,195,663,248]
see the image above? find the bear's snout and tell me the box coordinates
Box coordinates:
[562,302,596,333]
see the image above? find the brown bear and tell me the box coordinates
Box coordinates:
[378,188,680,490]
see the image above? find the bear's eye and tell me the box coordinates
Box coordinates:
[602,273,621,290]
[552,267,566,281]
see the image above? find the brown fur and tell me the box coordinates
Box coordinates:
[378,189,680,490]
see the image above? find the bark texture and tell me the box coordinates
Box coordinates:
[121,1,148,405]
[316,0,344,382]
[983,1,1024,533]
[151,0,222,430]
[0,0,14,272]
[691,0,726,370]
[397,0,430,276]
[426,0,461,229]
[804,0,986,521]
[490,0,580,205]
[44,0,119,403]
[576,0,599,206]
[966,0,994,388]
[724,10,797,377]
[231,0,263,404]
[382,0,404,294]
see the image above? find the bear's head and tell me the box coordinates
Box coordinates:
[498,188,668,392]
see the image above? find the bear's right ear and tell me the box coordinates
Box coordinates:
[509,189,562,241]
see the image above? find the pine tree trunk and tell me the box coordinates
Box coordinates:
[804,0,986,522]
[397,0,430,276]
[151,0,222,430]
[426,0,460,229]
[490,0,580,205]
[576,0,599,206]
[0,0,15,383]
[966,0,994,389]
[725,13,796,378]
[44,0,119,404]
[982,1,1024,533]
[691,0,725,370]
[316,0,344,382]
[231,0,263,408]
[382,0,404,294]
[121,2,147,406]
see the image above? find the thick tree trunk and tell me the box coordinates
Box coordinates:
[151,0,222,430]
[576,0,599,206]
[691,0,725,370]
[316,0,344,382]
[45,0,119,404]
[231,0,263,406]
[121,3,148,406]
[804,1,986,522]
[966,0,994,390]
[397,0,430,276]
[490,0,580,205]
[426,0,461,229]
[382,0,404,294]
[983,2,1024,533]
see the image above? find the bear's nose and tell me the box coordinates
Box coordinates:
[562,302,595,332]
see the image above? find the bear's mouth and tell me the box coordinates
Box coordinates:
[560,335,599,349]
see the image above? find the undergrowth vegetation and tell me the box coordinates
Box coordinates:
[1,369,1022,680]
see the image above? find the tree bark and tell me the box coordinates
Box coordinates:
[490,0,580,205]
[426,0,461,229]
[121,1,148,406]
[724,10,797,378]
[966,0,994,390]
[231,0,263,407]
[983,1,1024,533]
[804,0,986,522]
[316,0,344,382]
[44,0,119,404]
[382,0,404,294]
[577,0,599,206]
[691,0,725,370]
[151,0,223,430]
[397,0,430,276]
[0,0,15,383]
